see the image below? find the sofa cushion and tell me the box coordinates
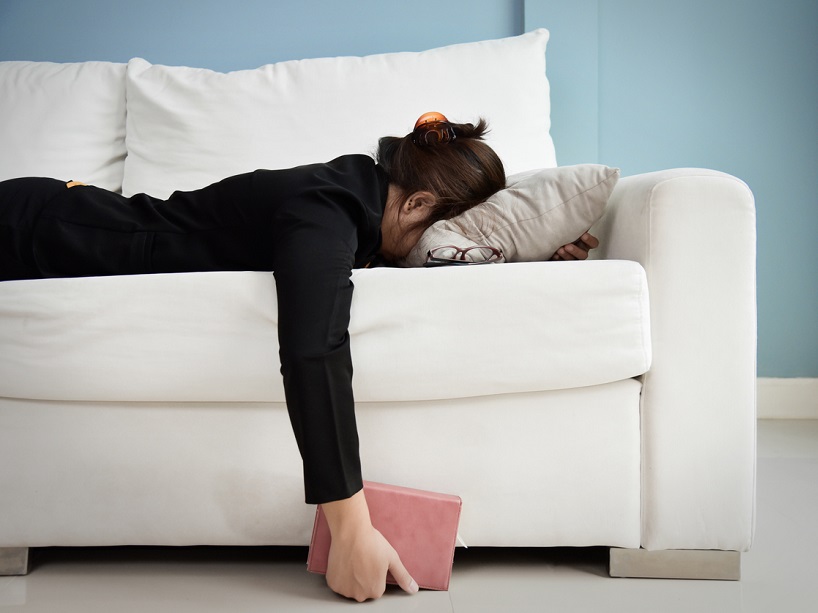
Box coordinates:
[0,61,127,192]
[399,164,620,267]
[122,29,555,199]
[0,261,651,403]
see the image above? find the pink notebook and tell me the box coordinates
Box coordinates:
[306,481,462,591]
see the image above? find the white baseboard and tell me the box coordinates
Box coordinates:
[757,378,818,419]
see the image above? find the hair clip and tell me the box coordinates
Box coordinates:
[412,112,456,146]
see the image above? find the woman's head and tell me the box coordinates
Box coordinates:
[376,113,505,260]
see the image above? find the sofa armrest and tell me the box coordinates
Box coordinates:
[592,169,757,551]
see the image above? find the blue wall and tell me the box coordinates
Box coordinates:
[1,0,816,377]
[526,0,818,378]
[0,0,522,69]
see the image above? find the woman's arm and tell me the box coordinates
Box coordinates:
[273,227,362,503]
[272,224,416,600]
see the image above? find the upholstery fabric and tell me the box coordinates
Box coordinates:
[0,380,642,548]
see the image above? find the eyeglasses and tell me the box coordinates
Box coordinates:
[425,245,504,267]
[412,111,456,146]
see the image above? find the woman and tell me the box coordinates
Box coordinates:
[0,113,596,601]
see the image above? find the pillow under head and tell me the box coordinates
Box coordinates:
[399,164,619,267]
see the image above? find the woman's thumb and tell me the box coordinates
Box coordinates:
[388,551,419,595]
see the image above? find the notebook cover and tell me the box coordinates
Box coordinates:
[306,481,462,591]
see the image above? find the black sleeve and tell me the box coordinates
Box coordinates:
[272,223,363,505]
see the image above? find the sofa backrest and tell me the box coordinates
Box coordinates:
[1,30,554,198]
[0,61,127,192]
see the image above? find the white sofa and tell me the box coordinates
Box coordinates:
[0,30,756,580]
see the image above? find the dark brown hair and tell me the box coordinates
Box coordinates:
[376,118,506,233]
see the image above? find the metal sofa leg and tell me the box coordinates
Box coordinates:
[609,548,740,580]
[0,548,30,576]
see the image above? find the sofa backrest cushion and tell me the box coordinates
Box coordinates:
[122,30,555,199]
[0,61,127,192]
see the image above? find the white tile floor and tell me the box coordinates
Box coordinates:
[1,420,816,612]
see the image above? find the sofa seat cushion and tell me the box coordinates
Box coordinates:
[0,261,650,403]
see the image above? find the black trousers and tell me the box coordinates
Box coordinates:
[0,177,67,281]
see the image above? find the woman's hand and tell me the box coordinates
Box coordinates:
[550,232,600,261]
[321,490,418,602]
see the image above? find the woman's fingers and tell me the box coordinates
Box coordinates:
[387,548,419,595]
[554,243,585,261]
[551,232,600,261]
[580,232,600,249]
[323,519,418,601]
